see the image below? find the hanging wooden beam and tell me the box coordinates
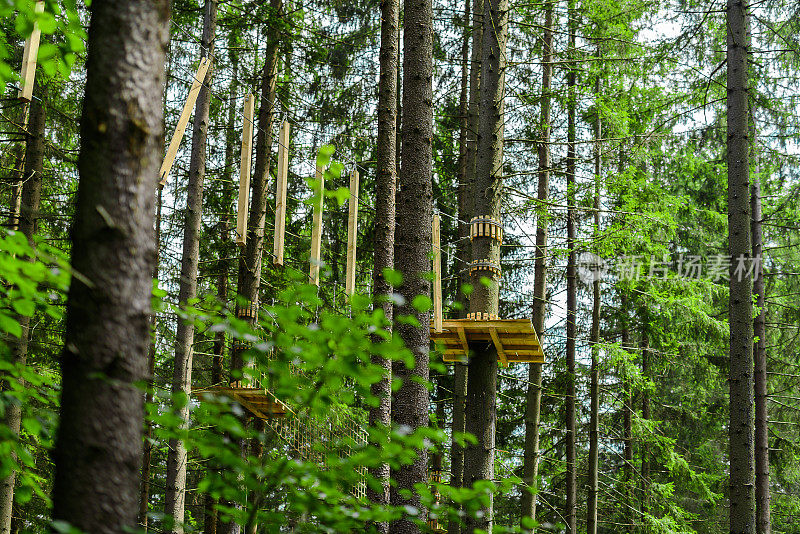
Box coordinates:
[158,56,211,186]
[273,120,290,265]
[235,93,255,246]
[18,1,45,102]
[432,213,443,333]
[309,165,324,285]
[489,327,509,367]
[345,168,359,297]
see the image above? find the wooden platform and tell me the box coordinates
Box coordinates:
[431,319,544,366]
[195,385,289,419]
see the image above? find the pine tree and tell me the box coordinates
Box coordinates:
[0,84,45,534]
[726,0,756,531]
[165,3,217,531]
[751,168,770,534]
[521,0,553,523]
[389,0,434,525]
[564,4,578,529]
[51,1,169,531]
[462,0,508,528]
[368,0,399,526]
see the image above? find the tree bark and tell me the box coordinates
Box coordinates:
[521,0,553,525]
[586,67,602,534]
[448,0,478,530]
[0,85,45,534]
[389,0,433,526]
[139,43,172,528]
[621,298,633,534]
[138,186,162,531]
[462,0,507,529]
[3,102,29,232]
[165,3,217,531]
[51,1,168,532]
[231,0,282,376]
[564,6,577,529]
[727,1,756,532]
[640,329,650,520]
[368,0,399,527]
[752,168,769,534]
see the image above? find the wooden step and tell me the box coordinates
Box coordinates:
[195,385,290,419]
[430,318,544,366]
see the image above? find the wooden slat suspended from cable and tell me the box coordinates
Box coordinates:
[309,164,324,285]
[433,213,443,333]
[236,93,254,246]
[159,56,211,186]
[18,1,44,102]
[273,120,290,265]
[345,168,359,297]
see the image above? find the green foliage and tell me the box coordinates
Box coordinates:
[1,0,86,88]
[148,279,502,532]
[0,231,71,513]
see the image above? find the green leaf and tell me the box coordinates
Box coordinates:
[12,298,34,317]
[412,295,431,312]
[382,268,403,287]
[14,485,32,505]
[330,186,350,206]
[316,144,335,168]
[22,417,42,437]
[0,311,22,338]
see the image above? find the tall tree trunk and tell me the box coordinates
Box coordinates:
[165,3,217,531]
[563,5,577,529]
[448,0,478,530]
[389,0,433,525]
[231,0,282,376]
[205,57,239,534]
[0,85,45,534]
[139,43,172,528]
[462,0,507,529]
[521,0,553,524]
[752,168,769,534]
[586,67,602,534]
[204,492,218,534]
[3,102,29,231]
[138,187,162,531]
[621,297,633,534]
[640,329,650,520]
[213,66,238,386]
[51,1,168,531]
[368,0,399,527]
[727,0,756,532]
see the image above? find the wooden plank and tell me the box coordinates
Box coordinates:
[432,213,443,333]
[309,164,325,285]
[236,93,255,246]
[345,168,359,297]
[443,353,543,364]
[18,1,44,102]
[273,120,290,265]
[159,56,211,186]
[489,327,509,367]
[456,326,470,355]
[453,321,534,333]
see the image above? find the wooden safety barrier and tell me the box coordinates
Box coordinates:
[345,169,359,297]
[18,1,44,102]
[273,120,290,265]
[236,94,254,246]
[159,56,211,186]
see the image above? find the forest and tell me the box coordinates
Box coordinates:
[0,0,798,532]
